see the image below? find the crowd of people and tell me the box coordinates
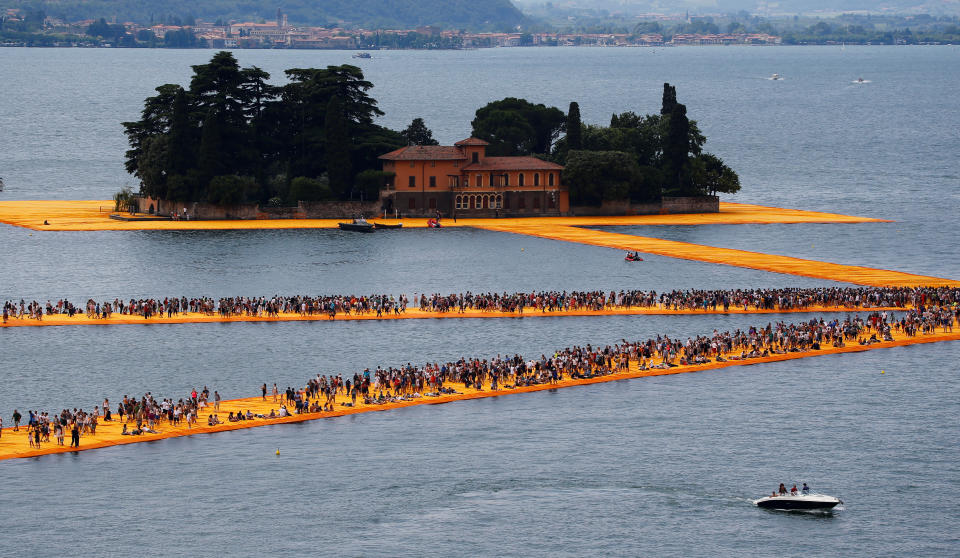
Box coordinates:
[3,306,956,453]
[3,286,959,323]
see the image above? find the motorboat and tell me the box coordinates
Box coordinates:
[754,493,842,511]
[374,222,402,229]
[338,217,374,232]
[352,52,372,59]
[770,73,782,80]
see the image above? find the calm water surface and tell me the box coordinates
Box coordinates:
[0,46,958,556]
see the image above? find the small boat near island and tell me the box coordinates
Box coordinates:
[625,252,643,262]
[374,222,402,229]
[754,493,842,512]
[352,52,372,59]
[338,217,375,232]
[770,73,782,80]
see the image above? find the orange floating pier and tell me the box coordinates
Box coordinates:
[0,304,914,329]
[0,200,886,232]
[2,328,957,461]
[479,222,960,288]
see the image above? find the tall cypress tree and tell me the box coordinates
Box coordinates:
[665,103,690,194]
[661,83,677,116]
[325,96,353,199]
[566,101,582,151]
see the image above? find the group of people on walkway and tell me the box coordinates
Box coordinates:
[4,306,955,453]
[4,286,959,323]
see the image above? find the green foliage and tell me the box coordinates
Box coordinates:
[288,175,333,202]
[691,153,741,196]
[471,97,566,156]
[112,186,136,212]
[564,150,656,206]
[354,170,394,200]
[122,52,405,205]
[400,117,438,146]
[207,175,258,205]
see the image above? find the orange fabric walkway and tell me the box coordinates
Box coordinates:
[0,304,912,329]
[477,222,960,288]
[2,328,957,461]
[0,200,886,231]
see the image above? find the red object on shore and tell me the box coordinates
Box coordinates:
[427,219,442,228]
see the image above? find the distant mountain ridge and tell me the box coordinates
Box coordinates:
[7,0,528,29]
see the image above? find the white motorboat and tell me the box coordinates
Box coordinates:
[770,73,782,80]
[754,492,842,511]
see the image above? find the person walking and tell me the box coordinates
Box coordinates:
[12,409,21,431]
[70,422,80,448]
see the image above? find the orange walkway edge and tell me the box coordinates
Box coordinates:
[0,304,914,329]
[476,223,960,288]
[0,200,887,231]
[2,328,957,461]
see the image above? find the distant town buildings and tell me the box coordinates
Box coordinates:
[1,8,782,49]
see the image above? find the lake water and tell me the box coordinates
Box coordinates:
[0,46,958,556]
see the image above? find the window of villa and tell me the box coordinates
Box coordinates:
[476,174,483,187]
[534,173,540,186]
[408,176,415,188]
[430,161,436,167]
[503,173,509,187]
[495,195,502,209]
[518,173,525,187]
[429,176,436,188]
[472,152,479,164]
[548,173,555,186]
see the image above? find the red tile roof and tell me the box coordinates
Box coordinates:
[463,156,563,171]
[454,137,490,146]
[379,145,466,161]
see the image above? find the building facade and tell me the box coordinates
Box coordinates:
[379,138,568,217]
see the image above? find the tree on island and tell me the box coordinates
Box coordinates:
[566,102,582,151]
[555,83,739,205]
[122,51,405,206]
[471,97,566,156]
[400,118,439,146]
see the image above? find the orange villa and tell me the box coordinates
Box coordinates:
[379,137,569,217]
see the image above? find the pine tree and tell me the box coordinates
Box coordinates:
[400,117,439,145]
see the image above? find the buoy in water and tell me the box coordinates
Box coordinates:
[276,448,280,455]
[881,370,885,374]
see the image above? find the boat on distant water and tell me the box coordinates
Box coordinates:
[353,52,372,59]
[338,217,374,232]
[754,493,842,511]
[770,73,782,80]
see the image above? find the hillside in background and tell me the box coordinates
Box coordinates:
[3,0,528,29]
